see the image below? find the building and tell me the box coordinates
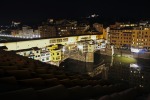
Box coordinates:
[109,21,150,51]
[93,23,103,33]
[132,27,150,50]
[77,39,95,62]
[110,22,138,29]
[47,44,63,66]
[11,26,40,38]
[0,35,100,51]
[38,25,56,38]
[40,47,50,62]
[28,47,41,60]
[110,29,132,49]
[51,49,61,62]
[14,47,41,60]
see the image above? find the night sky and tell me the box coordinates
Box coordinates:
[0,0,149,25]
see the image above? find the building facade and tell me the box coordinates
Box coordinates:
[38,25,56,38]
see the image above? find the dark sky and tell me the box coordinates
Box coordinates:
[0,0,149,25]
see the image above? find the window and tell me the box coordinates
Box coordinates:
[57,39,62,43]
[41,53,45,56]
[42,59,44,61]
[56,57,60,60]
[145,35,148,38]
[63,38,68,42]
[36,51,39,53]
[50,39,56,43]
[46,57,49,60]
[112,40,116,42]
[57,53,59,55]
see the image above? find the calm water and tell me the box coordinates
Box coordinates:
[62,54,150,88]
[101,54,150,88]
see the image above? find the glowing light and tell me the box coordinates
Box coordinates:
[131,47,140,53]
[78,45,83,49]
[130,64,139,68]
[62,47,65,52]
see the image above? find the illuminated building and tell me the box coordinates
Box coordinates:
[40,47,50,62]
[14,47,41,60]
[93,23,103,33]
[110,29,132,49]
[38,25,56,38]
[0,35,102,51]
[77,39,95,62]
[11,26,40,38]
[132,27,150,50]
[109,21,150,50]
[47,44,62,62]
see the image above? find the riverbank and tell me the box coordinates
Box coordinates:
[100,48,150,59]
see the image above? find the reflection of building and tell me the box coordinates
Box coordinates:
[129,64,144,87]
[108,62,130,81]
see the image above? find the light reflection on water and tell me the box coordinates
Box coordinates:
[102,55,150,88]
[61,54,150,88]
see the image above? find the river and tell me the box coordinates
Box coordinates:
[61,53,150,89]
[101,54,150,89]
